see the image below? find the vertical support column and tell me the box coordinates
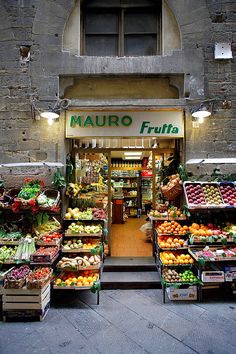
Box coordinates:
[107,151,112,255]
[152,150,156,209]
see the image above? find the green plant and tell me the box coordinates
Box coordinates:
[52,169,66,189]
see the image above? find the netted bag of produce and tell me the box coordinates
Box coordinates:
[4,265,31,289]
[26,267,52,289]
[161,174,183,201]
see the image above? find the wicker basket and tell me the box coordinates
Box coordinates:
[37,188,60,210]
[161,183,183,201]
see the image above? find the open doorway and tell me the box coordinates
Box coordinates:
[110,150,162,257]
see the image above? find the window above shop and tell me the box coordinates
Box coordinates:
[81,0,162,56]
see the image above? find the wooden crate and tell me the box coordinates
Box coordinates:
[2,281,50,315]
[2,304,49,322]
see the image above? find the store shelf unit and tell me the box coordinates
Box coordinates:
[111,171,141,217]
[141,174,152,213]
[53,218,105,304]
[188,244,236,301]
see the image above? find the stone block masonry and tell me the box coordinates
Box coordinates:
[0,0,235,182]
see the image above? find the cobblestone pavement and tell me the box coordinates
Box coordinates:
[0,289,236,354]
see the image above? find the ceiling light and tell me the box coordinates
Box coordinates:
[124,152,142,156]
[124,156,141,160]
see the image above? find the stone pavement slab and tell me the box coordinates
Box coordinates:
[0,289,236,354]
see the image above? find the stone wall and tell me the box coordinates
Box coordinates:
[0,0,235,183]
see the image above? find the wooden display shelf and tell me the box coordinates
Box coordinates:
[122,186,137,188]
[111,167,142,171]
[162,279,200,286]
[189,238,235,244]
[36,238,63,247]
[61,247,100,253]
[188,248,236,262]
[125,205,139,208]
[30,252,59,266]
[160,261,194,267]
[53,285,92,290]
[0,240,20,246]
[64,231,102,237]
[63,219,106,222]
[158,247,189,251]
[148,215,187,221]
[124,195,137,199]
[157,233,189,237]
[57,264,101,272]
[0,260,21,265]
[111,176,138,179]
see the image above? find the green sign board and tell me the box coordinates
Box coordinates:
[66,110,184,138]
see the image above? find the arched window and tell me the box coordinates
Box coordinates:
[81,0,161,56]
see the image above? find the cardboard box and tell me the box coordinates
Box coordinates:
[201,271,225,283]
[166,285,197,301]
[224,266,236,282]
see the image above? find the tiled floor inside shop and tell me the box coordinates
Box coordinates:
[111,215,152,257]
[1,289,236,354]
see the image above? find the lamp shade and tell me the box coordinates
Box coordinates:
[40,111,59,119]
[191,107,211,119]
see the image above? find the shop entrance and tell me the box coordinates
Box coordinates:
[66,105,184,258]
[110,150,157,257]
[71,140,177,258]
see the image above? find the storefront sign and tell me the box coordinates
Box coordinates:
[66,110,184,138]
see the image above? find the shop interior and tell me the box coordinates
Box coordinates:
[71,137,178,258]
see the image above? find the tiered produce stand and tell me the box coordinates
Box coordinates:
[151,217,200,303]
[53,216,105,304]
[0,178,61,321]
[149,180,236,302]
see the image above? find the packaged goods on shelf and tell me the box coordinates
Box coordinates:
[224,266,236,281]
[201,271,225,283]
[189,246,236,262]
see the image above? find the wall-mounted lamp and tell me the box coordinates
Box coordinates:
[189,101,214,128]
[40,110,60,125]
[191,104,212,123]
[31,99,71,125]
